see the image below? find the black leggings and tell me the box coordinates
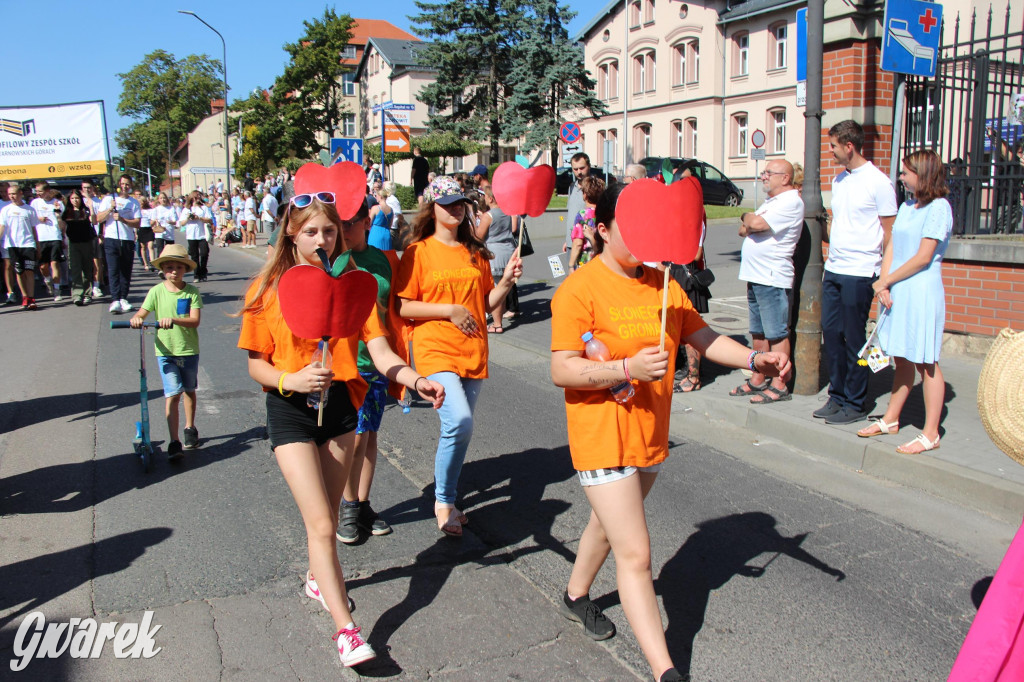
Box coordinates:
[187,239,209,280]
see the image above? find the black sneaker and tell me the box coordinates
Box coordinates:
[183,426,199,449]
[336,504,360,544]
[825,406,868,425]
[812,398,842,419]
[358,501,392,536]
[167,440,183,461]
[559,590,616,641]
[660,668,690,682]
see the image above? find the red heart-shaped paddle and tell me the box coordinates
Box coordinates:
[277,265,378,340]
[294,162,367,220]
[492,162,555,217]
[615,177,704,264]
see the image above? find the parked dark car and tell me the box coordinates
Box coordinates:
[555,166,607,195]
[638,156,744,206]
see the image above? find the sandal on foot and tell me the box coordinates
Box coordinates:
[435,503,463,537]
[896,433,940,455]
[486,324,503,334]
[749,385,792,404]
[674,376,701,393]
[729,378,768,397]
[857,418,899,438]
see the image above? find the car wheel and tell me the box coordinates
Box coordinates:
[725,193,740,207]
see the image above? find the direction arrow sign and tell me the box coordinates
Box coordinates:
[561,143,582,165]
[881,0,942,77]
[330,138,363,166]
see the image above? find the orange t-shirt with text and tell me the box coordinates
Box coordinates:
[550,258,708,471]
[237,277,387,409]
[394,237,494,378]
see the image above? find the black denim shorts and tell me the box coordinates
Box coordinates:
[265,382,357,449]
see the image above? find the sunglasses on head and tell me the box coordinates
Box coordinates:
[289,192,335,208]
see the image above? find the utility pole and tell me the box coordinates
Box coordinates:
[794,0,826,395]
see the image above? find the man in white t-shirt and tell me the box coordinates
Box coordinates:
[30,182,66,301]
[96,174,142,313]
[0,180,15,305]
[734,160,803,404]
[259,190,278,237]
[0,183,41,309]
[817,120,898,424]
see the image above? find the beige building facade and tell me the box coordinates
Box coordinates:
[172,103,238,196]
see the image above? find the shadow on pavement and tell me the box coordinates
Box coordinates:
[0,527,174,631]
[652,512,846,677]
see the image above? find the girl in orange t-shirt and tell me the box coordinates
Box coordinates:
[394,176,522,537]
[237,183,444,668]
[550,183,791,682]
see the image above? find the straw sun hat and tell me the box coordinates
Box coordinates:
[151,244,196,272]
[977,327,1024,464]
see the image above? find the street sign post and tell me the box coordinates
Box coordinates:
[881,0,942,77]
[751,129,767,207]
[330,138,364,166]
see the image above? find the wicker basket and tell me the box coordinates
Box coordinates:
[978,328,1024,465]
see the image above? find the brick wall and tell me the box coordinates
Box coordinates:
[942,260,1024,335]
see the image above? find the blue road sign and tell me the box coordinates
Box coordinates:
[559,121,581,144]
[330,138,363,166]
[881,0,942,77]
[796,8,807,82]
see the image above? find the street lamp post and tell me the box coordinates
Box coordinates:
[178,10,230,198]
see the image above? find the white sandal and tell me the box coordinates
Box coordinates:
[857,418,899,438]
[896,433,940,454]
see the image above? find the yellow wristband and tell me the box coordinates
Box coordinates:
[278,371,294,397]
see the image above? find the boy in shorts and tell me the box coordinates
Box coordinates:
[0,183,41,309]
[130,244,203,460]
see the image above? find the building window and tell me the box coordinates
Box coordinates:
[908,92,935,148]
[629,0,641,28]
[685,118,697,157]
[686,40,700,83]
[597,130,606,166]
[770,109,786,153]
[734,33,749,77]
[341,45,357,60]
[771,23,788,69]
[598,64,608,100]
[633,52,655,93]
[733,114,748,156]
[599,61,618,100]
[643,0,655,24]
[673,44,686,85]
[609,61,618,98]
[633,124,651,160]
[608,128,618,165]
[342,114,356,137]
[671,120,682,157]
[453,156,463,172]
[341,73,355,96]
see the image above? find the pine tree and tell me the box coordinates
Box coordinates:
[504,0,607,156]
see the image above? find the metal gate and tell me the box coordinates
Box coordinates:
[899,4,1024,235]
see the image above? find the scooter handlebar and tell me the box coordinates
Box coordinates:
[110,321,160,329]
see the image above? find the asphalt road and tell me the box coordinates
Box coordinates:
[0,218,1013,680]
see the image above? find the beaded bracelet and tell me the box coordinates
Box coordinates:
[278,371,294,397]
[622,358,632,382]
[747,350,762,372]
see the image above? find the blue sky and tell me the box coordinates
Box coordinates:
[5,0,608,155]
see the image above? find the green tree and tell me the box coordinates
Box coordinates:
[231,90,287,166]
[271,9,355,159]
[411,0,524,160]
[116,50,223,191]
[504,0,607,155]
[234,125,267,181]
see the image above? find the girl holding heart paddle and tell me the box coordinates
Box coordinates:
[550,182,791,682]
[237,164,445,668]
[394,175,523,537]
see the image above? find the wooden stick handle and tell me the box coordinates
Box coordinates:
[317,394,325,427]
[659,264,671,353]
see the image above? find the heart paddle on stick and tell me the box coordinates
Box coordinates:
[614,177,705,351]
[294,161,367,221]
[491,162,555,281]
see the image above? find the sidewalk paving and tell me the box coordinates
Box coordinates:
[671,320,1024,524]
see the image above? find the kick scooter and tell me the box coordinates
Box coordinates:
[111,320,159,472]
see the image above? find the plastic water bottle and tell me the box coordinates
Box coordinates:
[581,332,634,404]
[398,394,412,414]
[307,339,332,409]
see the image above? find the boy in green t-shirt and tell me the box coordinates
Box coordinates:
[130,244,203,460]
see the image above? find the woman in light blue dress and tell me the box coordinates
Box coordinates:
[367,192,393,251]
[857,150,952,454]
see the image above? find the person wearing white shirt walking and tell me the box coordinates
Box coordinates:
[0,183,41,309]
[259,189,278,239]
[179,191,213,281]
[30,182,65,301]
[154,193,177,255]
[96,175,142,313]
[732,160,805,404]
[816,120,898,425]
[242,190,258,248]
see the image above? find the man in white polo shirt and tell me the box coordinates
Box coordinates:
[817,120,898,425]
[733,159,803,404]
[96,174,142,313]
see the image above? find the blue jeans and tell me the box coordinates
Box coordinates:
[428,372,483,505]
[746,282,792,340]
[822,270,876,412]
